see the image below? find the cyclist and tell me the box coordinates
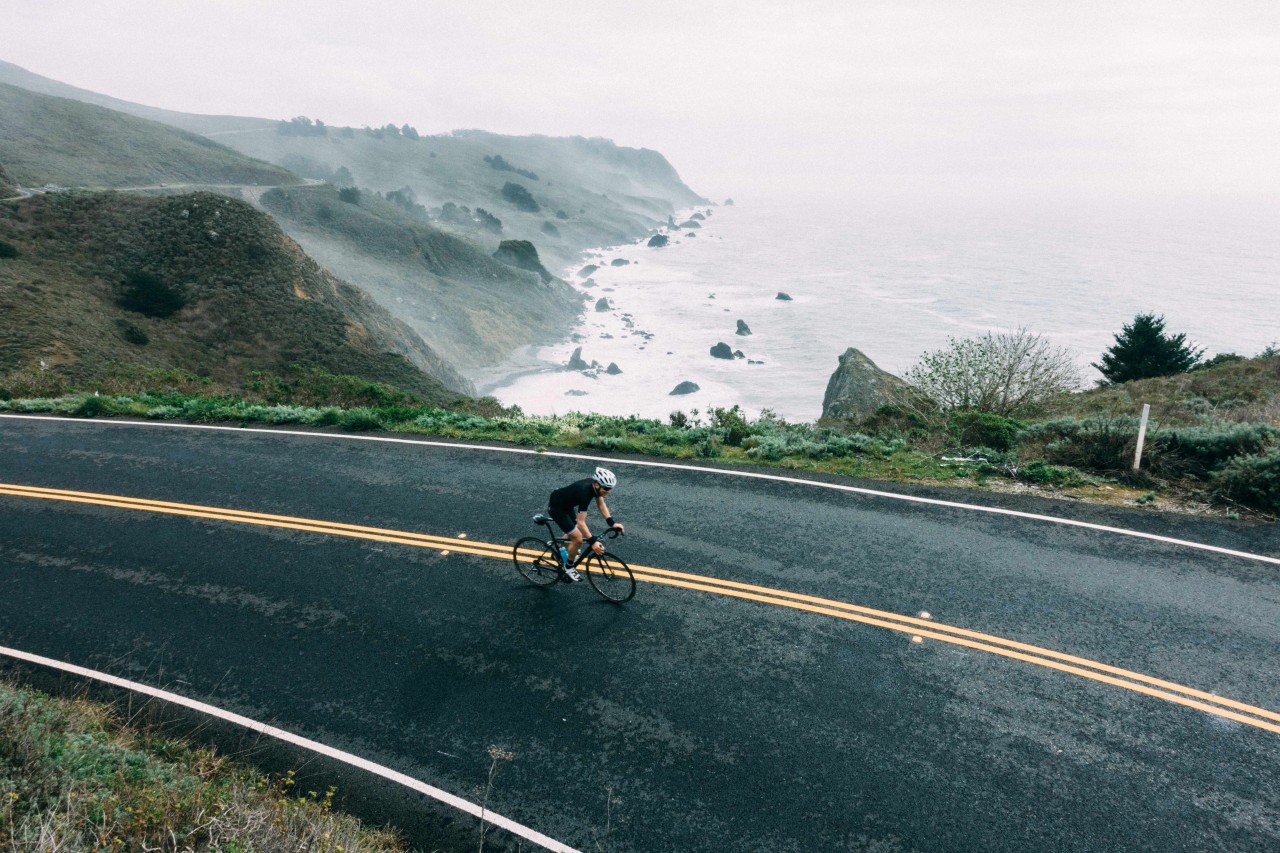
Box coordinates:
[547,467,624,581]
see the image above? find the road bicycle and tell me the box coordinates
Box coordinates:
[512,515,636,603]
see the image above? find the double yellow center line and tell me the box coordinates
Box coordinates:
[3,482,1278,736]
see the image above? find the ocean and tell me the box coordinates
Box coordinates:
[485,195,1279,423]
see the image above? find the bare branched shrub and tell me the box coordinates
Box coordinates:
[905,328,1082,417]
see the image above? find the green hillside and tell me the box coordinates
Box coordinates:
[0,83,298,189]
[0,191,470,401]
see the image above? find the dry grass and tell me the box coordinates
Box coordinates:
[0,678,410,852]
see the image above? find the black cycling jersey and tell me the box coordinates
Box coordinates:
[549,478,597,515]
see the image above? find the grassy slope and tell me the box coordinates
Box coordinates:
[0,83,298,189]
[0,191,471,401]
[0,677,410,852]
[259,185,583,372]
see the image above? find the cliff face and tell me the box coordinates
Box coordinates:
[821,348,908,420]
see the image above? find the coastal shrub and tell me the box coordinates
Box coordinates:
[710,405,753,446]
[1147,423,1278,479]
[1018,460,1085,487]
[15,398,58,412]
[949,410,1023,451]
[145,405,183,419]
[117,271,186,318]
[1023,416,1138,473]
[339,407,382,430]
[71,395,107,418]
[905,329,1081,416]
[1213,447,1280,513]
[0,239,19,259]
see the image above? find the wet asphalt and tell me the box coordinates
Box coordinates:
[1,415,1278,852]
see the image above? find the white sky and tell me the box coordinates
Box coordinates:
[5,0,1279,202]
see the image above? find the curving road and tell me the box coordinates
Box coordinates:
[1,415,1278,851]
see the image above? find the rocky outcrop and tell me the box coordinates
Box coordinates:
[821,348,908,420]
[647,234,669,248]
[492,239,553,283]
[567,347,589,370]
[611,258,630,266]
[710,342,734,359]
[606,362,622,375]
[679,220,701,229]
[670,381,700,395]
[595,297,611,312]
[776,292,792,301]
[736,319,751,336]
[578,264,599,278]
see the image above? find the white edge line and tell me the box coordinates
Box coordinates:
[0,644,584,853]
[3,413,1277,567]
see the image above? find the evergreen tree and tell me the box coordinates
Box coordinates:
[1093,313,1203,384]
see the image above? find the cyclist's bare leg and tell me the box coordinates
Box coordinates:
[565,528,584,563]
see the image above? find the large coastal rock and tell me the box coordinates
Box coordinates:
[670,381,700,395]
[710,342,734,359]
[821,348,908,420]
[492,240,553,283]
[647,234,669,248]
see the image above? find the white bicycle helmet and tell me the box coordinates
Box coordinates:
[593,467,617,489]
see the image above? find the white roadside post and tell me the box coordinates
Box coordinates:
[1133,404,1151,472]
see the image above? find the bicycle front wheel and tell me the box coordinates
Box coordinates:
[513,537,561,587]
[584,551,636,603]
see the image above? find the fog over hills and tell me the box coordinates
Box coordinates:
[0,83,297,190]
[0,60,706,393]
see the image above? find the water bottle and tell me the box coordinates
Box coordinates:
[558,545,570,567]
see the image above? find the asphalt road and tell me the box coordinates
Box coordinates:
[2,415,1278,852]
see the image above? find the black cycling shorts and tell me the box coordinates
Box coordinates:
[548,507,578,535]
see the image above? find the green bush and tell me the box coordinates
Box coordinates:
[1214,447,1280,513]
[710,405,752,446]
[0,239,18,259]
[72,395,107,418]
[339,407,382,430]
[1018,460,1084,487]
[1149,423,1278,479]
[1023,417,1138,473]
[117,271,186,318]
[949,410,1023,451]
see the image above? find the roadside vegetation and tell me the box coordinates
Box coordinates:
[0,677,408,852]
[3,340,1278,519]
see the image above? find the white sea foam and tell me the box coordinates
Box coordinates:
[486,195,1280,423]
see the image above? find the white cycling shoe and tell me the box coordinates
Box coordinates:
[563,565,583,582]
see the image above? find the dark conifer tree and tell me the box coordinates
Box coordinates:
[1093,313,1203,384]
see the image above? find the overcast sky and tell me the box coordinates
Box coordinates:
[5,0,1278,201]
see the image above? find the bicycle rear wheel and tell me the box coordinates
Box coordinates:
[584,551,636,603]
[513,536,561,587]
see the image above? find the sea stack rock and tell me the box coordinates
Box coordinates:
[578,264,599,278]
[709,342,734,359]
[611,258,631,266]
[670,381,700,395]
[567,347,590,370]
[595,297,611,312]
[606,362,622,375]
[776,292,793,301]
[821,348,909,420]
[492,240,553,283]
[736,319,752,336]
[647,234,669,248]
